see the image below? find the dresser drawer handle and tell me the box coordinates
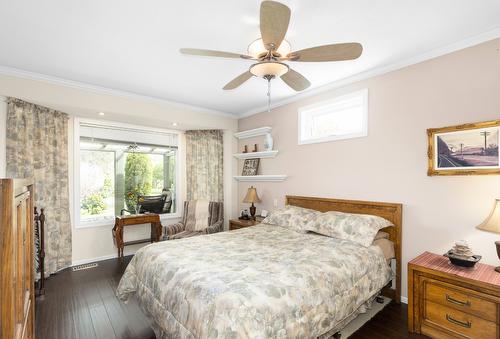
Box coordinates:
[446,294,470,307]
[446,314,471,328]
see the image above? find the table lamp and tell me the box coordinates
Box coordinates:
[476,199,500,273]
[243,186,261,220]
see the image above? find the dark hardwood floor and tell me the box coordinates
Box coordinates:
[36,256,155,339]
[36,256,427,339]
[349,303,427,339]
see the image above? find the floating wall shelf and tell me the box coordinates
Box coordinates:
[233,175,287,182]
[234,127,286,182]
[233,150,278,159]
[234,126,272,139]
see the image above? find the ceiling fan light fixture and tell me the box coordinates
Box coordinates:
[250,61,289,77]
[247,38,291,58]
[181,1,362,93]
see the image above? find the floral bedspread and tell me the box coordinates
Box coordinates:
[116,224,391,339]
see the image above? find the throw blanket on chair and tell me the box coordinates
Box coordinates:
[164,201,224,240]
[185,200,210,232]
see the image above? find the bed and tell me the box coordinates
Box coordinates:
[117,196,402,338]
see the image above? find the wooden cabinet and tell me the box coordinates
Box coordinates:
[0,179,35,339]
[408,252,500,339]
[229,217,263,231]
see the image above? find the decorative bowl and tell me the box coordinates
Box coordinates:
[444,250,481,268]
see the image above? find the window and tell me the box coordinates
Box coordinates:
[298,89,368,145]
[75,121,179,227]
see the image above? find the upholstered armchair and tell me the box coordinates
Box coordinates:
[163,201,224,240]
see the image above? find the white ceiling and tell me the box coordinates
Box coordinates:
[1,0,500,116]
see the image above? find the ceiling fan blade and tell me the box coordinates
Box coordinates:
[180,48,253,59]
[260,1,291,51]
[287,43,363,62]
[223,71,253,90]
[281,69,311,91]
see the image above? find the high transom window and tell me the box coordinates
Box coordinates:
[298,89,368,145]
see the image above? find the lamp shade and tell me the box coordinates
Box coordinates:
[477,199,500,234]
[243,186,261,203]
[250,61,289,78]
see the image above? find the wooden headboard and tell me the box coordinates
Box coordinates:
[286,195,403,303]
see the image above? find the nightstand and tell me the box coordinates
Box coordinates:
[408,252,500,339]
[229,217,264,231]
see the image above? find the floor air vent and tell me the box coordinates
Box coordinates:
[72,263,99,272]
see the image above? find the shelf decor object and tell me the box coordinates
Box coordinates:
[234,126,272,139]
[242,159,260,176]
[264,132,274,151]
[233,175,287,182]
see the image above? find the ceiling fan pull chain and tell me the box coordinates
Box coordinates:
[267,78,271,112]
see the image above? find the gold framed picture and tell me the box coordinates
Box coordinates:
[427,120,500,176]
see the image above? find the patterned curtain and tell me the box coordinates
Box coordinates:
[185,130,224,202]
[6,98,71,275]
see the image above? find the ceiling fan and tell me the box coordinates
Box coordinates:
[180,1,362,107]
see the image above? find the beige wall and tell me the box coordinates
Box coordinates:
[0,74,238,265]
[238,38,500,301]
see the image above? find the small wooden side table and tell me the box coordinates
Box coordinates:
[229,217,264,231]
[408,251,500,339]
[112,214,162,258]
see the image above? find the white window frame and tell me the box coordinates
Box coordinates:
[73,117,182,228]
[298,89,368,145]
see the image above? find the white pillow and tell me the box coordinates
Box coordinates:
[262,205,320,233]
[305,211,393,247]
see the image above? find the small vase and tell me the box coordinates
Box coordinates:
[264,133,273,151]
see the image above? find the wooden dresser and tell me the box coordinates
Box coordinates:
[408,252,500,339]
[0,179,35,339]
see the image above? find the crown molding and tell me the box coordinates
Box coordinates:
[0,66,237,119]
[239,27,500,118]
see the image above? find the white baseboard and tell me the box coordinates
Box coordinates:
[72,247,143,266]
[400,296,408,304]
[72,254,118,266]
